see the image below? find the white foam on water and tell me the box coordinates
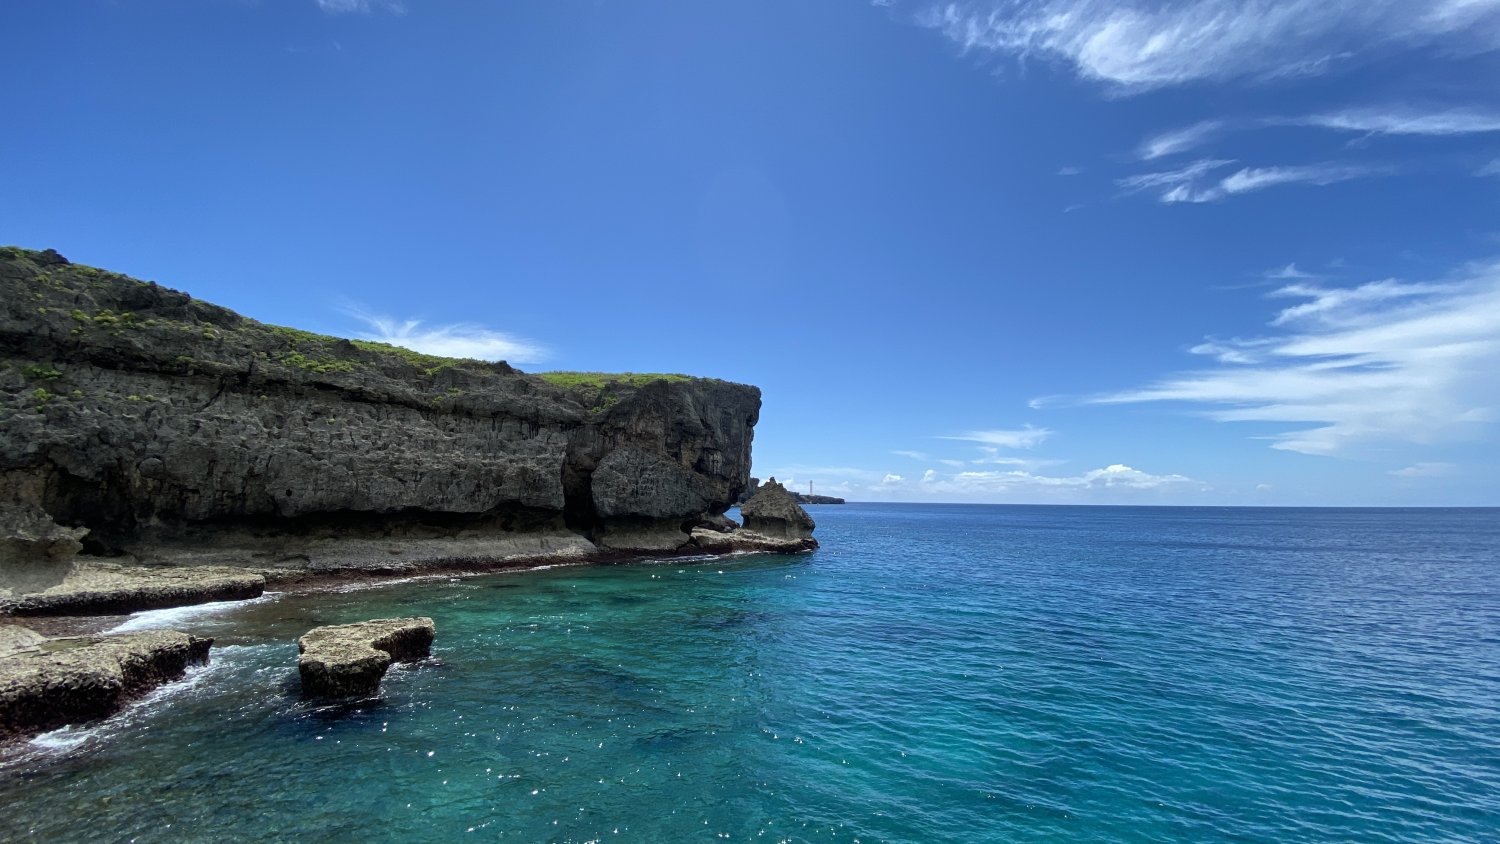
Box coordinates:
[105,592,281,633]
[20,654,236,760]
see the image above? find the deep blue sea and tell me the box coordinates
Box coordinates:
[2,504,1498,842]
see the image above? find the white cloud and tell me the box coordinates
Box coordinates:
[913,1,1500,92]
[315,0,403,12]
[768,458,1209,502]
[1057,165,1084,176]
[1118,158,1233,195]
[1295,107,1500,137]
[1480,159,1500,177]
[1389,462,1457,477]
[941,425,1053,448]
[891,449,929,460]
[344,308,548,364]
[1266,263,1317,280]
[1121,160,1379,204]
[913,463,1200,494]
[1139,120,1225,160]
[1084,260,1500,455]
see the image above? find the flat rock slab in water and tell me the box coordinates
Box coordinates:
[298,617,435,699]
[0,563,265,616]
[0,628,212,742]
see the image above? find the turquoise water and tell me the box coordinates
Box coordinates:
[2,505,1498,842]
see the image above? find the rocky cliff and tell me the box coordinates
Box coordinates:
[0,247,763,594]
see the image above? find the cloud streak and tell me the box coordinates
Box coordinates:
[344,308,548,364]
[1139,120,1226,160]
[1294,106,1500,137]
[315,0,403,12]
[940,425,1053,448]
[1119,160,1380,203]
[1084,261,1500,455]
[914,1,1500,92]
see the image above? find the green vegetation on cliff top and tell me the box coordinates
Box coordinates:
[536,371,698,389]
[3,245,721,389]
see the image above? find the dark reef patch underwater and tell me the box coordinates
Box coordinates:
[1,504,1497,842]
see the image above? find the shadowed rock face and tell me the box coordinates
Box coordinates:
[0,247,760,582]
[0,628,212,741]
[297,617,435,698]
[739,478,816,541]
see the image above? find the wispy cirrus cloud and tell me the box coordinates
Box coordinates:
[1293,106,1500,137]
[1137,106,1500,164]
[1081,260,1500,455]
[940,425,1053,448]
[315,0,403,13]
[1389,462,1457,478]
[1118,158,1233,196]
[1139,120,1227,160]
[344,308,548,364]
[1266,263,1318,280]
[908,1,1500,92]
[1119,160,1380,203]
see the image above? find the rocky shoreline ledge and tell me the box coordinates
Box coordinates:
[0,626,211,742]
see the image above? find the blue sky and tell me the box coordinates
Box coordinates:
[3,1,1498,506]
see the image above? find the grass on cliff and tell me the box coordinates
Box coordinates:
[536,372,698,389]
[3,246,724,390]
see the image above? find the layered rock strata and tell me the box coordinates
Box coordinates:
[298,617,435,698]
[0,627,212,741]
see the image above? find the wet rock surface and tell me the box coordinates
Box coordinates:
[0,628,212,742]
[298,617,436,699]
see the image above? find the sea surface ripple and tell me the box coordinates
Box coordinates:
[0,505,1496,842]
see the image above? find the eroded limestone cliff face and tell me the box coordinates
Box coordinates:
[0,247,760,587]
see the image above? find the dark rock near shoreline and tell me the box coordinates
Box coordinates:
[0,628,211,742]
[0,246,761,602]
[298,617,435,698]
[694,512,738,533]
[739,478,817,541]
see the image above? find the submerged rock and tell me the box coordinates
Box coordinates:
[298,617,435,699]
[739,478,817,542]
[0,628,211,742]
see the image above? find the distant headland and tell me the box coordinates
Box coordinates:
[737,477,846,506]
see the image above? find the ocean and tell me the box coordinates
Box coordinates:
[2,504,1497,842]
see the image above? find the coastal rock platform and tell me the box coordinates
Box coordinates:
[298,617,435,699]
[0,627,212,742]
[0,563,266,617]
